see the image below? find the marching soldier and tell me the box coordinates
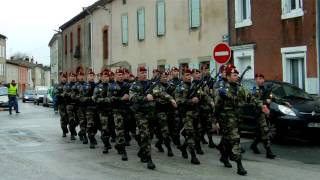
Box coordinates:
[93,68,112,154]
[152,71,177,157]
[108,68,130,161]
[129,66,156,170]
[174,68,201,164]
[214,64,254,175]
[250,73,276,159]
[64,71,78,141]
[80,68,98,149]
[55,72,69,137]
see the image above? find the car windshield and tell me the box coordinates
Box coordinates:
[0,87,8,96]
[271,83,313,100]
[37,90,47,95]
[25,90,35,95]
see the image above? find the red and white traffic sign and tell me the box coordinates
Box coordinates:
[213,43,231,64]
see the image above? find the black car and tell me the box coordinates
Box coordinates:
[22,89,35,103]
[241,79,320,139]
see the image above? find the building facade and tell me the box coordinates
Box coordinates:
[0,34,6,84]
[228,0,318,94]
[49,33,62,85]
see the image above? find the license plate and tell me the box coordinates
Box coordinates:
[308,123,320,128]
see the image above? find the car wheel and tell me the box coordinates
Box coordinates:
[23,100,25,103]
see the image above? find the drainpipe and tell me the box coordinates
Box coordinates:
[85,8,94,70]
[317,0,320,94]
[110,4,113,66]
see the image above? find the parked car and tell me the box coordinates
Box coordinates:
[0,87,9,109]
[22,89,35,103]
[43,87,54,107]
[240,79,320,140]
[34,89,48,105]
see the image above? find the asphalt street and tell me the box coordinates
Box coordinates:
[0,101,320,180]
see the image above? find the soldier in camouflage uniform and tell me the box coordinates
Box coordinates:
[249,73,276,159]
[55,72,69,137]
[73,67,88,144]
[167,67,183,148]
[174,68,201,164]
[108,68,130,161]
[64,71,78,141]
[79,68,98,149]
[152,71,177,157]
[129,66,156,170]
[93,68,112,154]
[214,64,254,175]
[108,71,117,143]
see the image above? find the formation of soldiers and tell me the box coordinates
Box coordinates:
[54,63,277,176]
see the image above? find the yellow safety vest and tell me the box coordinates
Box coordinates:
[8,84,17,96]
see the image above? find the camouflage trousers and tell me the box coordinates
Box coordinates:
[135,110,154,157]
[218,113,242,161]
[86,106,98,136]
[58,104,68,134]
[77,107,87,137]
[155,111,170,142]
[113,109,126,147]
[199,105,214,138]
[167,108,181,145]
[99,109,111,145]
[253,113,271,148]
[182,109,199,149]
[66,104,79,136]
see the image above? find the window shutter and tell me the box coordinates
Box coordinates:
[137,8,145,40]
[157,0,165,36]
[235,0,241,23]
[190,0,200,28]
[247,0,251,20]
[121,15,128,44]
[281,0,289,14]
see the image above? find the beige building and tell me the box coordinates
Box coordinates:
[5,62,19,86]
[49,33,62,85]
[0,34,6,84]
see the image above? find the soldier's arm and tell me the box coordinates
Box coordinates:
[129,83,146,103]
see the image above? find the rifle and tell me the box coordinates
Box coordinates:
[188,68,215,98]
[144,76,160,95]
[238,65,252,83]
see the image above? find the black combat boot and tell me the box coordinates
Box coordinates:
[92,136,98,145]
[164,139,174,157]
[138,149,148,163]
[266,147,276,159]
[195,141,204,155]
[250,139,261,154]
[102,138,111,154]
[62,131,67,138]
[155,140,164,153]
[78,131,84,142]
[147,156,156,170]
[208,136,217,148]
[189,147,200,165]
[236,160,247,176]
[218,143,232,168]
[179,144,188,159]
[201,135,208,144]
[70,134,76,141]
[122,149,128,161]
[82,134,88,144]
[115,144,123,155]
[89,135,95,149]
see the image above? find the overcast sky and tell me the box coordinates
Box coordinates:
[0,0,96,65]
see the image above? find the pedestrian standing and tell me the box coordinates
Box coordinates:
[7,80,20,115]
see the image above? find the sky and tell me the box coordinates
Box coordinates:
[0,0,96,65]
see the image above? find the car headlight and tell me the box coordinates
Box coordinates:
[25,96,28,99]
[278,105,296,116]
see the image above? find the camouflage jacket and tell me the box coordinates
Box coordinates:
[108,81,130,109]
[54,82,66,105]
[93,82,111,108]
[152,82,174,110]
[62,82,76,105]
[79,82,96,106]
[191,80,215,112]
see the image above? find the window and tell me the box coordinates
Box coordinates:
[77,27,81,47]
[235,0,252,28]
[70,32,73,53]
[0,45,2,58]
[121,15,128,44]
[156,0,166,36]
[137,8,145,41]
[281,0,303,19]
[103,28,109,60]
[233,45,255,79]
[189,0,201,28]
[64,35,67,55]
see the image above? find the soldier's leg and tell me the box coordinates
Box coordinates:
[77,107,87,143]
[66,105,77,140]
[159,112,173,157]
[206,113,217,148]
[171,109,181,147]
[154,112,165,153]
[108,111,116,143]
[113,110,128,161]
[100,111,111,154]
[86,108,97,149]
[58,105,68,137]
[183,111,200,164]
[258,113,276,159]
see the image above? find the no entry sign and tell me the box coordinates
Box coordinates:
[213,43,231,64]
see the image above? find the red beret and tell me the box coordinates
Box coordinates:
[153,69,160,73]
[87,68,95,75]
[255,73,265,78]
[123,68,130,74]
[160,71,169,76]
[109,71,115,76]
[171,67,179,71]
[60,72,68,78]
[77,71,85,76]
[183,68,192,74]
[116,68,124,74]
[225,64,239,75]
[101,70,109,76]
[69,71,77,77]
[138,66,147,72]
[192,69,201,74]
[129,73,135,78]
[219,65,226,73]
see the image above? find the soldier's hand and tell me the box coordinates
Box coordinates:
[262,105,270,116]
[191,97,199,104]
[122,94,130,101]
[171,99,178,108]
[285,102,292,108]
[146,94,154,101]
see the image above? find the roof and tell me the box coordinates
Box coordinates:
[59,0,113,30]
[48,33,61,47]
[0,34,7,39]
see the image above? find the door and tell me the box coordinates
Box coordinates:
[286,58,305,89]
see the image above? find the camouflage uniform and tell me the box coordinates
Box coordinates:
[93,81,112,153]
[123,79,136,145]
[108,80,131,160]
[79,81,98,148]
[129,80,156,167]
[55,82,68,136]
[64,81,78,140]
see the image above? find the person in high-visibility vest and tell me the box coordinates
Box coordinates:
[6,80,20,115]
